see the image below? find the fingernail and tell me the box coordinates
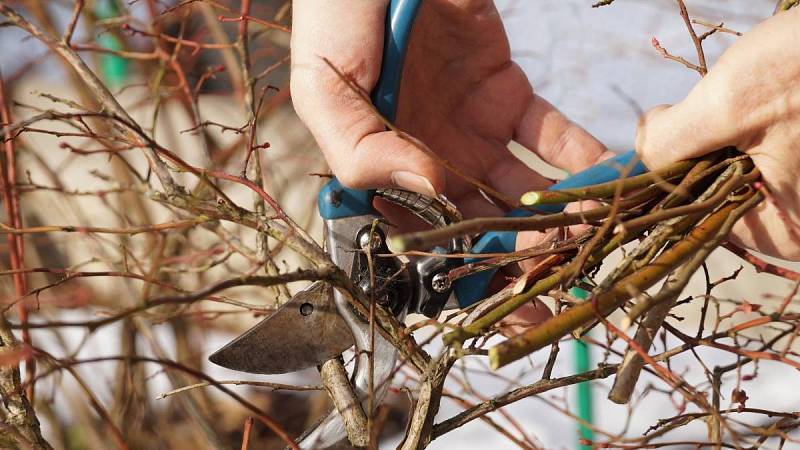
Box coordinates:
[390,171,437,197]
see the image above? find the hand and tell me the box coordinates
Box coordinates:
[291,0,610,325]
[636,8,800,261]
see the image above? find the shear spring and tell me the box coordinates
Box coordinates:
[375,188,461,228]
[376,188,471,250]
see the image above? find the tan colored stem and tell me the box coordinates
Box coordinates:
[607,284,680,404]
[320,359,369,447]
[394,186,660,252]
[608,189,764,402]
[399,357,453,450]
[488,197,751,370]
[520,160,694,206]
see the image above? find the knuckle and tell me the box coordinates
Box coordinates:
[635,106,671,166]
[549,124,603,172]
[330,159,367,189]
[289,69,321,119]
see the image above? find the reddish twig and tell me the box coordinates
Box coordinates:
[241,417,254,450]
[218,14,291,33]
[691,19,743,37]
[27,354,301,449]
[0,71,34,401]
[676,0,708,75]
[722,243,800,282]
[121,23,236,56]
[651,37,703,74]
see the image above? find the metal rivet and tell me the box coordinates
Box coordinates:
[299,302,314,316]
[431,272,451,293]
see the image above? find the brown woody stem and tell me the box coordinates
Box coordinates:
[488,188,762,370]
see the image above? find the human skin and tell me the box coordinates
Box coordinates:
[637,8,800,261]
[291,0,610,329]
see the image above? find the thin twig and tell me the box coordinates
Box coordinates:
[241,417,254,450]
[676,0,708,75]
[157,380,323,399]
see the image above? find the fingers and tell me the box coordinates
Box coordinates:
[515,201,596,267]
[498,299,553,338]
[330,132,444,196]
[514,94,610,174]
[634,8,799,170]
[291,0,445,195]
[485,154,555,205]
[498,201,597,338]
[439,0,495,14]
[637,8,800,170]
[730,196,800,261]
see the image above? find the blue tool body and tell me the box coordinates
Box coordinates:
[452,151,646,307]
[318,0,422,221]
[316,0,648,308]
[373,0,423,123]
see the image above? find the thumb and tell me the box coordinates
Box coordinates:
[326,131,445,197]
[291,65,445,194]
[290,0,444,195]
[636,95,734,169]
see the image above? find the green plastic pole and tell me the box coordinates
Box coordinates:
[570,287,594,450]
[95,0,129,88]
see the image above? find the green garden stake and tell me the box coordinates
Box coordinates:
[570,287,594,450]
[95,0,129,88]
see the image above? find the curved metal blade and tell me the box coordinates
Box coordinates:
[208,281,354,374]
[297,216,403,449]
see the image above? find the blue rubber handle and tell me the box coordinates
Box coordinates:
[453,150,647,308]
[319,0,423,220]
[373,0,423,123]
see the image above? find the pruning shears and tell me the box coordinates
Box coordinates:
[209,1,647,447]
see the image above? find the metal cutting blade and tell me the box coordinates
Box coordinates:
[208,281,354,374]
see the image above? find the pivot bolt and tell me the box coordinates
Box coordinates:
[357,228,383,251]
[431,272,451,293]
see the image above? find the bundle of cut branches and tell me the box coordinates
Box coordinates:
[393,149,763,403]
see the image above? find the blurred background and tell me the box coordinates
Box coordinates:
[1,1,799,449]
